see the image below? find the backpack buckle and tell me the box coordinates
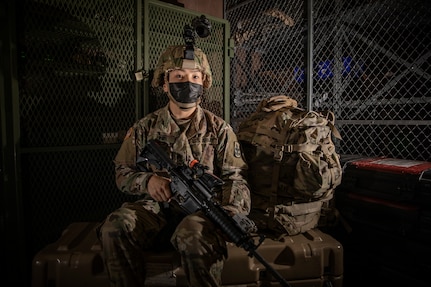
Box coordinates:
[273,146,283,161]
[281,144,293,153]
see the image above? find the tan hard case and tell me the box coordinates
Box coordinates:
[32,221,343,287]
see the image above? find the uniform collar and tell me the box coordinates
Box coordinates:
[155,104,207,139]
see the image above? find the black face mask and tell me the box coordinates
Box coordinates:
[168,82,203,104]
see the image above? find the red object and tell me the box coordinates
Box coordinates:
[349,157,431,175]
[189,159,199,168]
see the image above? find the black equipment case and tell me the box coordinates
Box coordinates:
[340,156,431,204]
[335,156,431,286]
[338,156,431,237]
[32,221,343,287]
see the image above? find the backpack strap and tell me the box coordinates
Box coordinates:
[322,110,342,140]
[268,158,282,229]
[267,115,294,227]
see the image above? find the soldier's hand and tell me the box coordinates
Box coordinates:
[147,174,172,202]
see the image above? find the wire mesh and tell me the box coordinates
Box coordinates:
[226,0,431,161]
[226,0,307,131]
[17,0,138,256]
[19,0,136,147]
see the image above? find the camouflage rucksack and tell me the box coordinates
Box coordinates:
[237,95,342,235]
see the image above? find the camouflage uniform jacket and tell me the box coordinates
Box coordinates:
[114,104,251,215]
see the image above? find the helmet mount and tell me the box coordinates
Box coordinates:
[183,15,211,61]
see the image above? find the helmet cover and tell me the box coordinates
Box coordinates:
[151,45,212,89]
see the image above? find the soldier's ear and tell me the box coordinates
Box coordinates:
[163,82,168,93]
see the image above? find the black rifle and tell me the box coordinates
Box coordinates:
[137,140,291,287]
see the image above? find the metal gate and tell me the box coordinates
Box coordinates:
[226,0,431,161]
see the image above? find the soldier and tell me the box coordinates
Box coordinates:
[98,44,251,287]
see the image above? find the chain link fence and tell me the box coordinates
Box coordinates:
[226,0,431,162]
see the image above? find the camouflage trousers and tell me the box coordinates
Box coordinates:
[97,200,227,287]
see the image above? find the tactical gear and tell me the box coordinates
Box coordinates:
[151,45,212,89]
[237,95,343,235]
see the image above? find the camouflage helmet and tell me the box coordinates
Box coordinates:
[151,45,212,89]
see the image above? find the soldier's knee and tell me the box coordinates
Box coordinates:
[171,214,207,253]
[175,214,206,242]
[176,214,203,232]
[100,207,138,239]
